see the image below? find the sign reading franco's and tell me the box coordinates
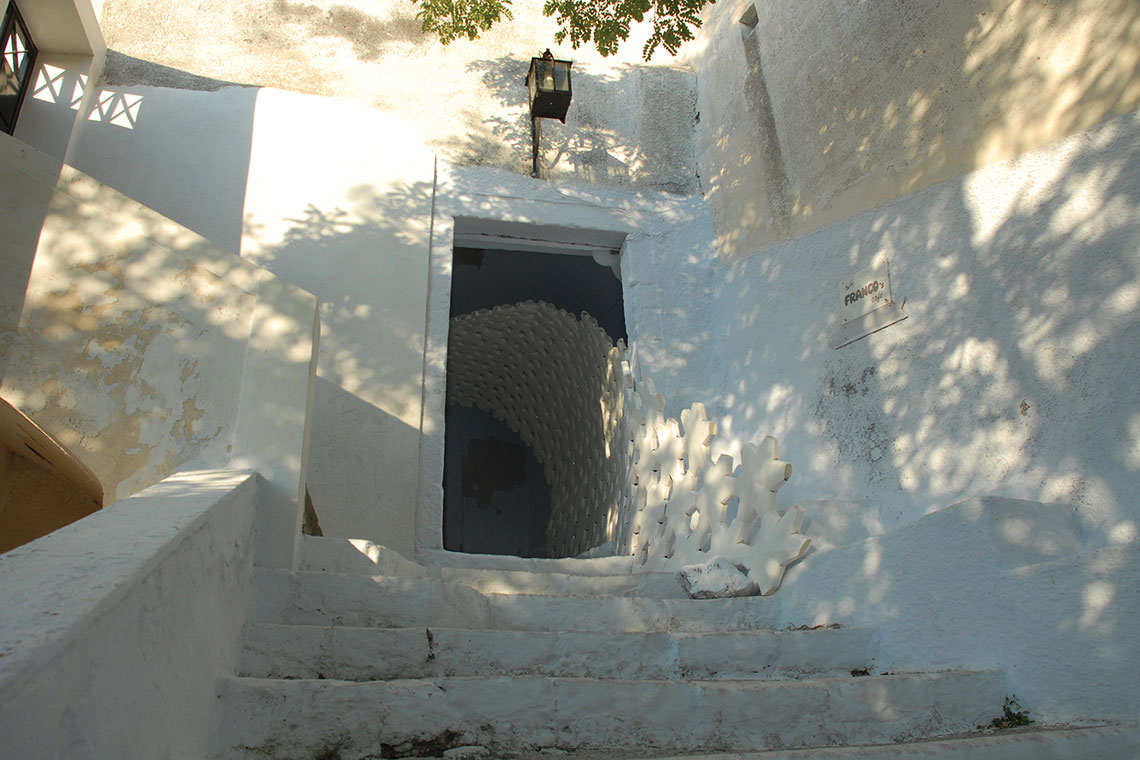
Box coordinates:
[841,264,892,324]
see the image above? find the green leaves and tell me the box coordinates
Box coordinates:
[412,0,712,59]
[414,0,514,44]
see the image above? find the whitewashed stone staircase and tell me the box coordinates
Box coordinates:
[211,537,1019,759]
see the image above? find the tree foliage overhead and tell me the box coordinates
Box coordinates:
[412,0,714,60]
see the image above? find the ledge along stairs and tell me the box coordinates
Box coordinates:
[208,527,1133,760]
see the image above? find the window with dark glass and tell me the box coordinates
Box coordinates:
[1,1,36,136]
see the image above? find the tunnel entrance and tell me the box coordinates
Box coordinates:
[443,241,626,558]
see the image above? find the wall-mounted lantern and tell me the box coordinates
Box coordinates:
[525,50,572,178]
[526,51,573,122]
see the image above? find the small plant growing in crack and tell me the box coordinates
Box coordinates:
[990,696,1033,729]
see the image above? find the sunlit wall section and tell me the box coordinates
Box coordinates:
[448,301,627,557]
[692,0,1140,258]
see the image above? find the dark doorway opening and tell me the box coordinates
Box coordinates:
[443,245,625,557]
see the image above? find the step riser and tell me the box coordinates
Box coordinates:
[214,671,1006,760]
[240,625,875,682]
[249,570,783,632]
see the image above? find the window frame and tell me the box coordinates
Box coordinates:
[0,0,38,136]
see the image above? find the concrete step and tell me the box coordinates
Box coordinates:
[248,569,784,632]
[239,624,875,681]
[439,566,688,598]
[575,725,1140,759]
[299,536,430,576]
[212,670,1006,759]
[419,547,638,575]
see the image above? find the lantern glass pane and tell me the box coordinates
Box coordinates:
[536,60,555,92]
[554,62,569,92]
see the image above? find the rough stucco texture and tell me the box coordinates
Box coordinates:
[697,109,1140,547]
[694,0,1140,258]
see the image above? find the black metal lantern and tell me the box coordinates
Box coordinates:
[526,51,572,123]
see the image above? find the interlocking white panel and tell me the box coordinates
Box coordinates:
[619,380,811,594]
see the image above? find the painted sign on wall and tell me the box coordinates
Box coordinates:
[841,265,892,323]
[830,261,907,349]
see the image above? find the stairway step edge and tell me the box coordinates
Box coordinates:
[225,669,999,688]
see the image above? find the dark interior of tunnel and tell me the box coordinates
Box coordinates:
[443,246,625,556]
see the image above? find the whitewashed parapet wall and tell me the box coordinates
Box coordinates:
[447,302,628,557]
[621,373,811,594]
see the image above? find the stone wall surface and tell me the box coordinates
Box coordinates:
[694,0,1140,257]
[59,83,435,557]
[0,135,318,568]
[1,137,240,501]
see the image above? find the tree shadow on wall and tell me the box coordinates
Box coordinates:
[242,178,438,550]
[712,110,1140,554]
[455,55,698,193]
[261,0,427,63]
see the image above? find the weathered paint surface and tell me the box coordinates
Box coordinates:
[1,148,253,502]
[694,0,1140,258]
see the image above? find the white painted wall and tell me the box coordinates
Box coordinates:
[95,0,698,193]
[778,495,1140,723]
[697,110,1140,546]
[62,83,435,557]
[64,82,258,253]
[15,53,99,162]
[0,469,259,759]
[240,89,437,557]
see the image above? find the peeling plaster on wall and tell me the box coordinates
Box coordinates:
[693,0,1140,258]
[0,137,315,515]
[448,302,627,558]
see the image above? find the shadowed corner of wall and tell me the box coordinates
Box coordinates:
[242,175,437,560]
[0,396,103,554]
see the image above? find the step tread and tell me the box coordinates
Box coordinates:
[439,566,688,598]
[248,568,783,632]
